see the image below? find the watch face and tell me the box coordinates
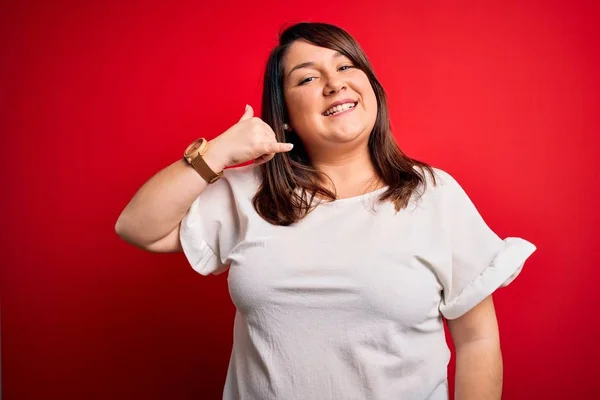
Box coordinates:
[185,139,203,156]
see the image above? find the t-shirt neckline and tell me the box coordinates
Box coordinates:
[318,185,389,205]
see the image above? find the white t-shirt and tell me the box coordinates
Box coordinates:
[179,164,536,400]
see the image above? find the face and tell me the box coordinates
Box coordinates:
[282,40,378,152]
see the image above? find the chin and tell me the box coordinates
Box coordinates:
[321,116,376,143]
[327,128,369,144]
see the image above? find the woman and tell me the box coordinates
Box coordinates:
[115,22,536,400]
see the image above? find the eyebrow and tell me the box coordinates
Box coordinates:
[286,51,345,79]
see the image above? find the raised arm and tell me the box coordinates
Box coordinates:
[114,105,293,252]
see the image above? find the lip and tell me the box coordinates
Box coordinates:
[322,98,358,116]
[324,104,357,118]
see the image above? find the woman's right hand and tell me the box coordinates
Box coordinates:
[204,105,293,171]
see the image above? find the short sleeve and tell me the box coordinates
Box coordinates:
[179,171,241,276]
[435,169,537,320]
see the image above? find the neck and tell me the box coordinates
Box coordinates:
[307,143,382,195]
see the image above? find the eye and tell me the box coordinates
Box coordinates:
[339,65,354,71]
[299,77,316,85]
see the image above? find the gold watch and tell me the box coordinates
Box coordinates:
[183,138,223,184]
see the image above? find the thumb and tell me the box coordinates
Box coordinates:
[239,104,254,122]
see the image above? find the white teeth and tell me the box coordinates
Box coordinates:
[324,102,356,116]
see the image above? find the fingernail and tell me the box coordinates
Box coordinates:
[285,143,294,150]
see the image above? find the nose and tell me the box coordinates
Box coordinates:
[323,76,346,95]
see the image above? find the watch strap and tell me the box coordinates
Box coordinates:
[190,153,223,184]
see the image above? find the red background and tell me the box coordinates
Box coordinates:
[2,0,599,399]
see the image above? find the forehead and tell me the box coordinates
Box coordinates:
[283,41,347,73]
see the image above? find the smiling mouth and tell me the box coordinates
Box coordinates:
[322,102,358,117]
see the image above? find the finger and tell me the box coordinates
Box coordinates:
[257,121,277,141]
[254,153,274,165]
[261,142,294,154]
[239,104,254,122]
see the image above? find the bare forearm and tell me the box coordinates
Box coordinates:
[115,148,224,246]
[454,339,503,400]
[115,158,207,245]
[115,105,293,247]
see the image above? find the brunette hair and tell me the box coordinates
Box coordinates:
[253,22,436,225]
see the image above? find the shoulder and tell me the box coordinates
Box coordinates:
[411,165,457,194]
[412,166,467,209]
[430,167,458,187]
[223,163,261,183]
[219,163,262,198]
[424,167,484,215]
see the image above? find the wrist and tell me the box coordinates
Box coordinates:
[203,139,227,173]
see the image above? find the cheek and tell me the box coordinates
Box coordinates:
[286,92,321,119]
[361,81,377,106]
[362,86,378,118]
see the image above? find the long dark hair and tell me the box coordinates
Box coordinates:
[253,22,436,225]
